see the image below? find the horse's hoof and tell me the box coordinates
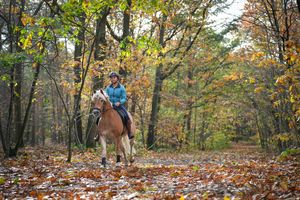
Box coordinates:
[101,157,107,169]
[129,156,135,163]
[115,162,121,168]
[130,139,135,146]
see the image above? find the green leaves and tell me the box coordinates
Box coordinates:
[0,53,26,68]
[0,177,5,185]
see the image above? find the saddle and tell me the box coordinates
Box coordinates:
[114,107,128,126]
[95,108,128,126]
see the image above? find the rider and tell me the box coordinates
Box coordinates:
[105,71,134,140]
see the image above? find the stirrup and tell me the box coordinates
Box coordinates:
[94,134,99,141]
[128,135,134,140]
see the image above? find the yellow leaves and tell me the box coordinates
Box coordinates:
[32,62,38,69]
[285,52,299,65]
[61,80,70,89]
[249,77,256,84]
[224,195,231,200]
[37,42,44,51]
[272,100,281,108]
[254,86,264,93]
[273,133,293,142]
[257,58,279,68]
[22,33,33,49]
[82,0,90,10]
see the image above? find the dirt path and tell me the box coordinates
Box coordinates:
[0,144,299,199]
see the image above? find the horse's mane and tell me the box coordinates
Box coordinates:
[92,89,109,102]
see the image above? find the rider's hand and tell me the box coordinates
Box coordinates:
[115,102,120,107]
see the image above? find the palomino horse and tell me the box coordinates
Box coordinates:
[91,89,136,167]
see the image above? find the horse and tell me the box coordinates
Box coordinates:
[91,89,136,167]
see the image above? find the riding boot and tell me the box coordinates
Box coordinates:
[126,120,134,139]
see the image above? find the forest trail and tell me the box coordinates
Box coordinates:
[0,144,299,199]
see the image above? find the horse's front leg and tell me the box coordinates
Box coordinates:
[100,135,107,167]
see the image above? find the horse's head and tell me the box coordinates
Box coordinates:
[91,89,109,117]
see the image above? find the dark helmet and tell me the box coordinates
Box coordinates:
[109,71,120,79]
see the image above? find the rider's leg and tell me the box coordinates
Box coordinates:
[119,105,134,139]
[126,119,134,139]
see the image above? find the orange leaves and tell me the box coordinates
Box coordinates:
[251,51,265,61]
[21,13,35,26]
[184,76,197,85]
[254,86,264,94]
[276,76,287,85]
[1,146,300,199]
[76,170,102,179]
[223,72,244,82]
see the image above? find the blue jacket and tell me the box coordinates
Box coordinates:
[105,83,127,106]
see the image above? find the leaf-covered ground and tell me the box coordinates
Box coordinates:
[0,144,299,199]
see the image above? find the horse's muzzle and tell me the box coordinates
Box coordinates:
[92,108,101,117]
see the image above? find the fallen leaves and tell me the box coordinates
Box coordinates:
[0,144,299,199]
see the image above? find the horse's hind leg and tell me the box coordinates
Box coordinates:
[121,139,128,167]
[100,135,107,167]
[115,138,123,167]
[129,139,135,163]
[116,137,128,167]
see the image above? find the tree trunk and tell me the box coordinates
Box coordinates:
[147,65,163,149]
[50,83,57,143]
[193,107,197,147]
[147,14,166,149]
[13,0,26,148]
[73,11,86,145]
[9,62,41,156]
[41,105,45,146]
[30,102,36,146]
[86,9,109,148]
[0,22,3,51]
[0,110,8,155]
[119,0,131,77]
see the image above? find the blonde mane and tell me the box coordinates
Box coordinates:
[92,90,109,102]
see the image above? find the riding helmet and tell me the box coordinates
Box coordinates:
[109,71,120,79]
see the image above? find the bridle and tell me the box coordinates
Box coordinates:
[92,98,112,118]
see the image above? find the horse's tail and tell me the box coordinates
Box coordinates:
[121,134,136,156]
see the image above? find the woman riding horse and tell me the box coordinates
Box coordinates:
[92,72,135,167]
[105,72,134,140]
[94,72,134,141]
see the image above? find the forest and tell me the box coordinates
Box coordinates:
[0,0,299,199]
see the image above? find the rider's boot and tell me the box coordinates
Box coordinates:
[126,120,134,140]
